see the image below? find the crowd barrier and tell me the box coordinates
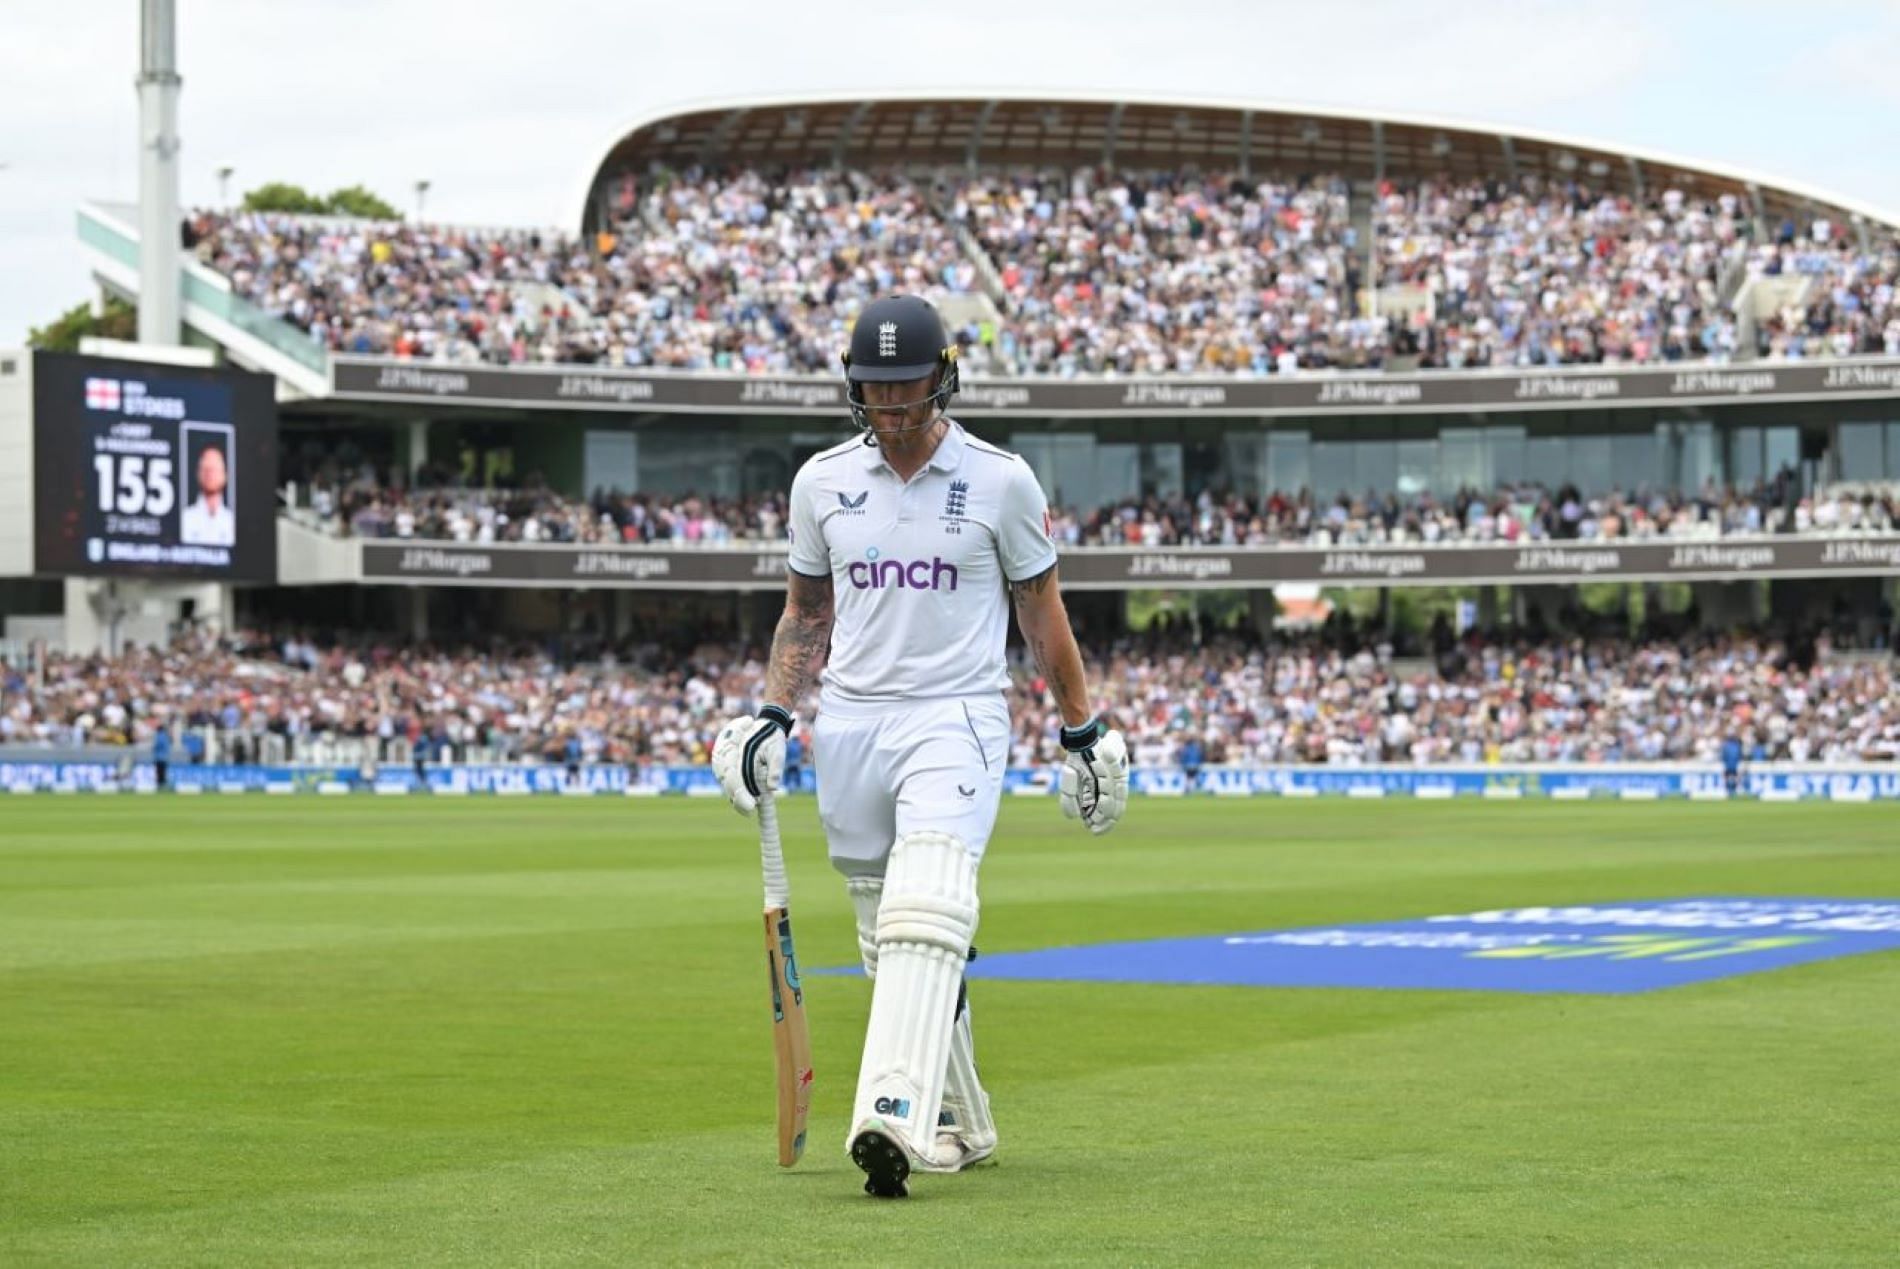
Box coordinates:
[2,761,1896,801]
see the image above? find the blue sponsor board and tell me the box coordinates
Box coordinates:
[4,761,1898,799]
[430,764,630,795]
[1749,769,1900,800]
[966,899,1900,995]
[0,760,143,791]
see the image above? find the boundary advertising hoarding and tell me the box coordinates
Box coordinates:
[4,761,1896,800]
[331,355,1900,419]
[356,536,1900,591]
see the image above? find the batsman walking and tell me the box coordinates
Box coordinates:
[713,295,1129,1198]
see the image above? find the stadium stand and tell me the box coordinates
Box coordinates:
[187,168,1900,375]
[6,624,1894,769]
[280,465,1895,547]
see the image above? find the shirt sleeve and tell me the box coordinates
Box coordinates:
[996,458,1059,583]
[786,463,830,578]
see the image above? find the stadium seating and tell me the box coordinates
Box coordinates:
[282,470,1896,547]
[5,628,1893,769]
[190,169,1900,374]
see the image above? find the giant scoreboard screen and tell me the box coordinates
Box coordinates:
[33,351,278,582]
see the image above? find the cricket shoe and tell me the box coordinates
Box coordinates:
[914,1099,997,1173]
[848,1119,912,1199]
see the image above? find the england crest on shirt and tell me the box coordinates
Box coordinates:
[941,479,969,533]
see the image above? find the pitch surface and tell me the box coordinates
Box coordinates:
[3,799,1896,1264]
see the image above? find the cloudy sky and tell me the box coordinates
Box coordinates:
[6,0,1900,345]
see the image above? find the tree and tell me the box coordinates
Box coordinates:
[27,296,138,352]
[240,182,328,214]
[322,184,401,220]
[239,181,402,220]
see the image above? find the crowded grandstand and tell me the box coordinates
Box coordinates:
[8,620,1897,770]
[181,170,1900,376]
[285,468,1895,546]
[8,93,1900,793]
[186,167,1896,375]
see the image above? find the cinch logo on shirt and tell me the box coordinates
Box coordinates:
[846,552,960,591]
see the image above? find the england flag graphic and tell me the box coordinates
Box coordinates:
[84,378,122,411]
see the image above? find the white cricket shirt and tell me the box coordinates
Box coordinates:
[787,420,1058,706]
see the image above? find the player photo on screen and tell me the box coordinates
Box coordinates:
[179,423,237,547]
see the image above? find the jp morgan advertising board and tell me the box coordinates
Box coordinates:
[332,355,1900,418]
[359,537,1900,591]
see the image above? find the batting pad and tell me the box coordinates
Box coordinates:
[849,830,977,1158]
[940,1001,994,1147]
[847,875,883,977]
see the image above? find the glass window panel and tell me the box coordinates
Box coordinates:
[1354,443,1397,499]
[639,430,739,497]
[1525,436,1568,489]
[583,430,637,497]
[1570,436,1612,494]
[1014,433,1101,506]
[1764,426,1800,484]
[1488,426,1526,486]
[1839,423,1884,482]
[1437,428,1486,496]
[1888,423,1900,480]
[1612,433,1654,492]
[1266,432,1310,495]
[1056,435,1101,508]
[1094,443,1140,507]
[1730,426,1762,487]
[1652,423,1680,491]
[1681,422,1715,493]
[1223,431,1265,498]
[1143,442,1185,499]
[1312,442,1355,501]
[1011,434,1057,501]
[1396,440,1436,496]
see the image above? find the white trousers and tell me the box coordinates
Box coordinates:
[813,693,1010,874]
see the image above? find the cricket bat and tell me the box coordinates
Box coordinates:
[758,790,812,1166]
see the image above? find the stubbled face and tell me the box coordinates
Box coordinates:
[198,447,228,500]
[859,374,938,443]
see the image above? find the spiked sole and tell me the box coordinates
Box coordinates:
[850,1129,910,1199]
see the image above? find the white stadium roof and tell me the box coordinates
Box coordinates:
[575,89,1900,236]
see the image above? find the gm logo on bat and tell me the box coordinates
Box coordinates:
[777,915,803,1004]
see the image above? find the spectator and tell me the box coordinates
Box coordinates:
[190,169,1896,376]
[2,625,1893,770]
[1179,734,1205,786]
[1721,732,1744,794]
[283,465,1898,549]
[151,722,172,791]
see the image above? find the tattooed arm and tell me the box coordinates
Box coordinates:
[1009,563,1094,727]
[1011,549,1128,837]
[763,569,834,710]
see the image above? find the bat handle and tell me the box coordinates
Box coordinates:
[759,789,789,910]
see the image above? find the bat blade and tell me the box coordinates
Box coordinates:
[764,905,813,1166]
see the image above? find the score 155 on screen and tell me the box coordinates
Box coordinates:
[34,352,278,582]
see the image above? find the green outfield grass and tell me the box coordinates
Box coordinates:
[2,798,1897,1266]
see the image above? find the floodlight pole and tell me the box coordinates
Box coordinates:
[137,0,182,346]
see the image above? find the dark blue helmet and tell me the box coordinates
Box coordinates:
[841,295,959,440]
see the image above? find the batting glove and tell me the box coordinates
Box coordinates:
[711,705,792,817]
[1058,718,1129,836]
